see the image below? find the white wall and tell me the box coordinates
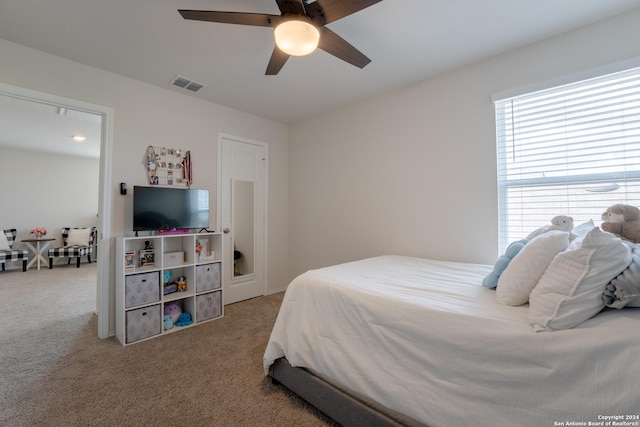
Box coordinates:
[3,7,640,331]
[0,38,289,334]
[0,147,99,268]
[288,9,640,278]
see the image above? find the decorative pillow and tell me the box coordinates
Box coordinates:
[0,232,11,251]
[566,232,587,252]
[496,230,570,306]
[66,228,91,246]
[482,239,528,289]
[572,219,595,238]
[529,227,632,331]
[603,243,640,308]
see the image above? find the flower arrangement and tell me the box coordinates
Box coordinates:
[31,227,47,237]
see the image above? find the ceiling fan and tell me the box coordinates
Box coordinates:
[178,0,383,75]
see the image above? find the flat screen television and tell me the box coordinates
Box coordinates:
[133,186,210,231]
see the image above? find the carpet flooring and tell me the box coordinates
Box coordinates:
[0,263,336,426]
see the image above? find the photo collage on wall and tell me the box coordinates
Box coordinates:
[145,145,192,187]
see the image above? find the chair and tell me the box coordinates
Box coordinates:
[48,227,96,269]
[0,229,28,272]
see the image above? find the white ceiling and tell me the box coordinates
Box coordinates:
[0,95,102,159]
[1,0,639,158]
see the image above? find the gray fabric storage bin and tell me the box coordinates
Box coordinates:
[126,304,162,343]
[196,263,221,292]
[125,271,160,308]
[196,291,222,322]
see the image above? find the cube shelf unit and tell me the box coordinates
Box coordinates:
[116,232,223,345]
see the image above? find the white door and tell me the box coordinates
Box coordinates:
[218,135,267,305]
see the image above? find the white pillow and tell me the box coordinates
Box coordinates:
[0,232,11,251]
[529,227,632,331]
[572,219,595,238]
[67,228,91,246]
[496,230,570,306]
[566,232,586,252]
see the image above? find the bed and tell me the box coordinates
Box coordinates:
[263,252,640,427]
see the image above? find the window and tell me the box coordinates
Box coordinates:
[494,66,640,252]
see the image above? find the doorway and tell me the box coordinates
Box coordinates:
[218,134,267,305]
[0,83,113,338]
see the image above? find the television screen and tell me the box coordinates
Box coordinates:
[133,186,210,231]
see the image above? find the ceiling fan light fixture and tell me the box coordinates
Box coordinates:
[274,18,319,56]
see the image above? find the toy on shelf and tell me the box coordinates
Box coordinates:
[163,270,188,294]
[163,270,173,283]
[176,276,187,292]
[139,241,155,267]
[164,301,182,323]
[175,312,193,327]
[163,314,174,330]
[163,270,177,295]
[125,251,136,269]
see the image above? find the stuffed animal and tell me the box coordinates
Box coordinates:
[482,239,528,289]
[175,312,193,327]
[163,314,173,330]
[164,301,182,323]
[526,215,574,240]
[163,270,173,284]
[601,204,640,243]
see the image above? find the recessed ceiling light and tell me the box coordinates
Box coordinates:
[72,135,87,142]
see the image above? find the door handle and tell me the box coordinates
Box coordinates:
[223,228,230,234]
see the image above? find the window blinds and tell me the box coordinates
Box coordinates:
[494,66,640,252]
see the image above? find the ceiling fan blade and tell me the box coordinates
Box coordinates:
[317,27,371,69]
[306,0,383,25]
[265,46,290,75]
[275,0,306,15]
[178,10,278,27]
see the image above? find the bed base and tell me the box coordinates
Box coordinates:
[269,357,412,427]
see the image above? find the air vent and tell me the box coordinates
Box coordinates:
[170,75,206,93]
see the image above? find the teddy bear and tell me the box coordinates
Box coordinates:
[601,204,640,243]
[526,215,574,240]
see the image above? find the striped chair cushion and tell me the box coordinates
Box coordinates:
[0,251,29,262]
[48,227,96,268]
[48,245,93,258]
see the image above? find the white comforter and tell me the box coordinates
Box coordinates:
[264,255,640,427]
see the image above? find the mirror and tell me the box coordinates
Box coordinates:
[233,180,254,277]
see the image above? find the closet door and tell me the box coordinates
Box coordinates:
[219,135,266,305]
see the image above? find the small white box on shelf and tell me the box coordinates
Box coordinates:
[163,251,184,267]
[198,251,216,262]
